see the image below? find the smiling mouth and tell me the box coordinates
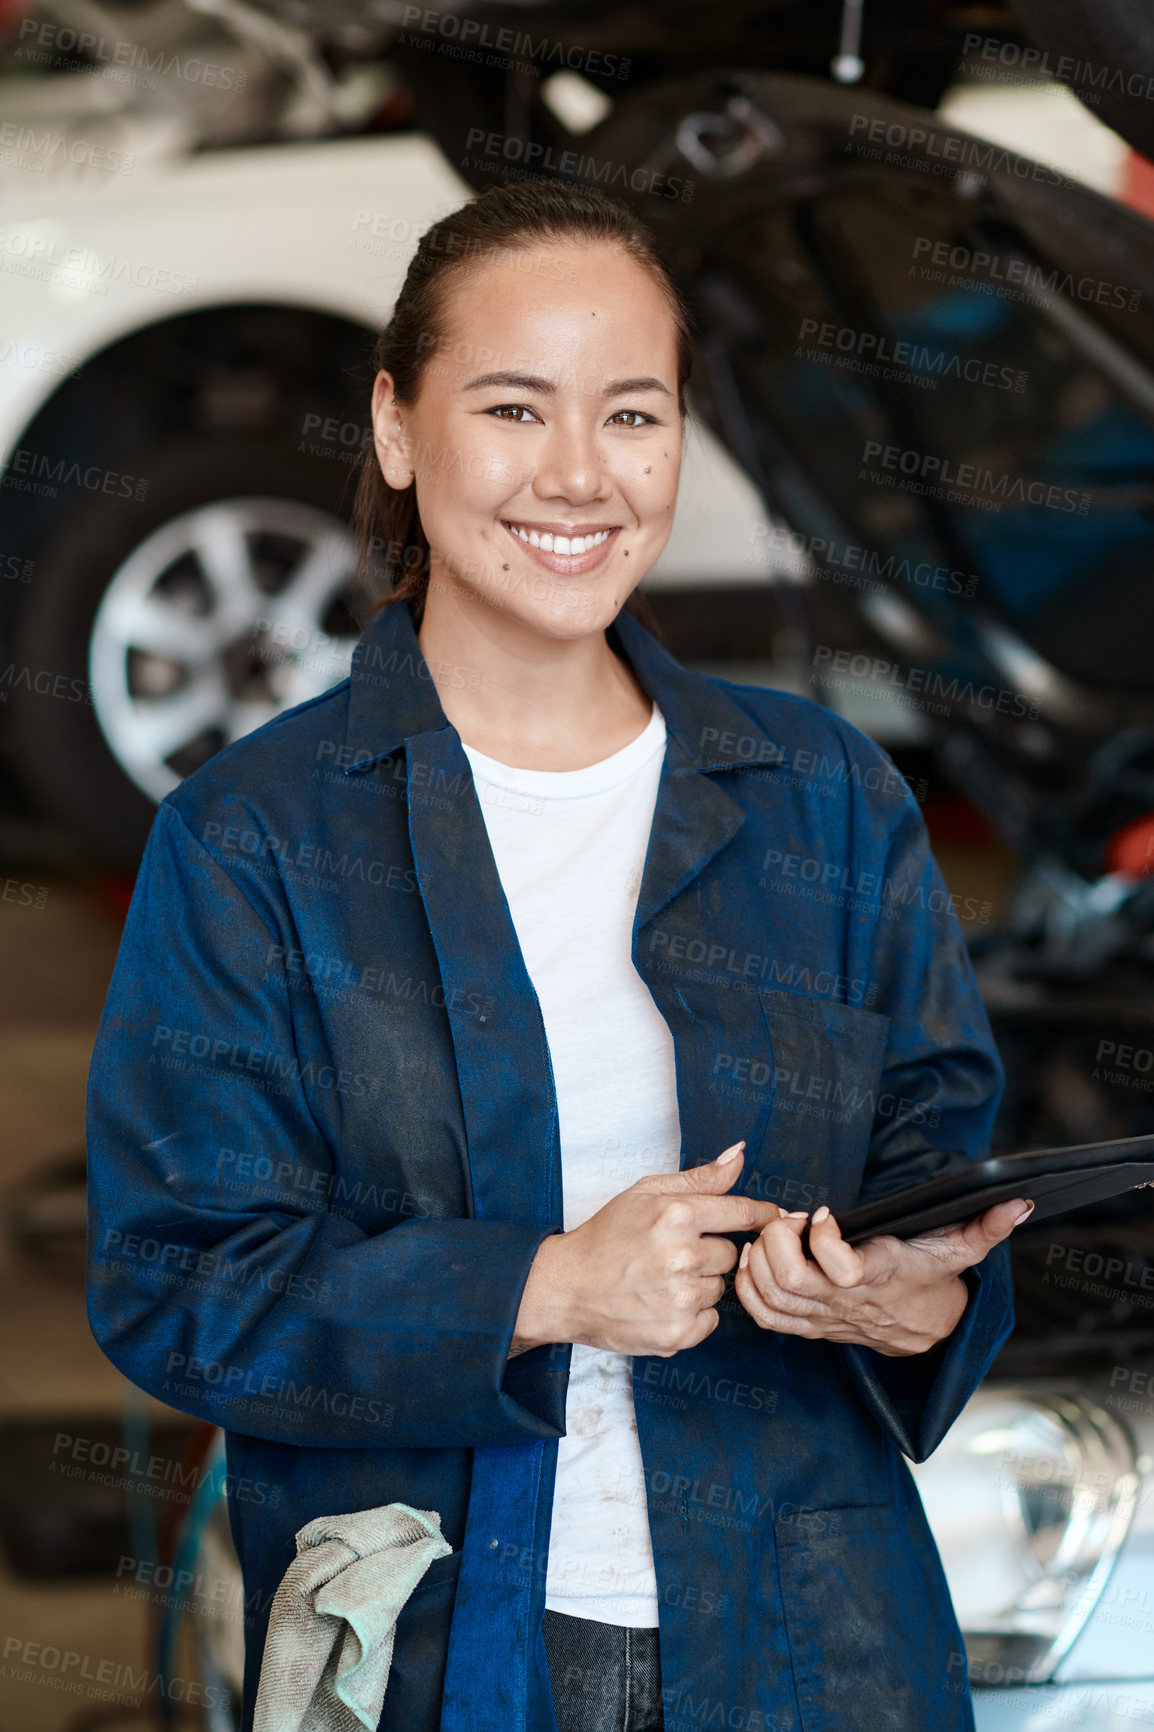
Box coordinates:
[501,520,619,557]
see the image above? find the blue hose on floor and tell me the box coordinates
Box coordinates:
[155,1427,228,1726]
[123,1382,157,1576]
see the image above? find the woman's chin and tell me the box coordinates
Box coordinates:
[509,587,630,642]
[439,570,629,642]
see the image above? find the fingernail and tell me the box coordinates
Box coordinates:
[786,1210,809,1220]
[717,1141,746,1164]
[812,1205,830,1225]
[1012,1200,1035,1226]
[739,1243,750,1268]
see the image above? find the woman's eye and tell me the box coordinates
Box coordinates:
[488,404,539,423]
[486,405,655,427]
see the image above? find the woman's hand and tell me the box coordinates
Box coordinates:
[511,1142,787,1358]
[733,1197,1034,1356]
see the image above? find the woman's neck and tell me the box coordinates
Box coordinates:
[416,579,653,771]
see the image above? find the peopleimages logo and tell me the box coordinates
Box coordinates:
[811,645,1038,725]
[399,6,632,80]
[462,128,692,201]
[15,15,249,89]
[860,440,1091,516]
[909,237,1143,314]
[0,121,134,173]
[960,30,1154,106]
[798,318,1027,394]
[845,113,1072,189]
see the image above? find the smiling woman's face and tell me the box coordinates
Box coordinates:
[372,238,683,641]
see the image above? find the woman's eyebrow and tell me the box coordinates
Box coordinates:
[606,376,673,398]
[462,370,672,397]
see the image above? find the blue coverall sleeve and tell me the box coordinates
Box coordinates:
[839,778,1015,1462]
[85,799,565,1450]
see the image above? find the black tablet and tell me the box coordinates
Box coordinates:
[834,1133,1154,1245]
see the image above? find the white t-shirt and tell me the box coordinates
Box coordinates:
[460,703,680,1627]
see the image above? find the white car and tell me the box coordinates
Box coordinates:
[0,118,775,861]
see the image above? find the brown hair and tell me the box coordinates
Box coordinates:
[352,179,694,635]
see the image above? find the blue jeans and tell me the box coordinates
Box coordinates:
[542,1609,665,1732]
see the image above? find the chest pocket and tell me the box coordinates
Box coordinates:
[742,989,891,1215]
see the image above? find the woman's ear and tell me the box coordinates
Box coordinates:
[370,368,414,490]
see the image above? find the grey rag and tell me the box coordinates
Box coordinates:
[253,1502,452,1732]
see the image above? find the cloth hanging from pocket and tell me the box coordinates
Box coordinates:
[253,1502,452,1732]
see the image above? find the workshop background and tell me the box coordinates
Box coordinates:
[2,2,1154,1728]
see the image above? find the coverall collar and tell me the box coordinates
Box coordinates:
[342,594,784,778]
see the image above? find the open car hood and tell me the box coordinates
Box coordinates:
[237,0,1154,159]
[568,74,1154,818]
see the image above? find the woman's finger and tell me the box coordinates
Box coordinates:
[806,1206,867,1288]
[955,1197,1034,1263]
[908,1197,1034,1271]
[744,1219,827,1312]
[734,1261,821,1336]
[693,1238,740,1278]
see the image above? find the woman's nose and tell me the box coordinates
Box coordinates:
[532,418,611,504]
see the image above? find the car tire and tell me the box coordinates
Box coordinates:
[9,434,364,868]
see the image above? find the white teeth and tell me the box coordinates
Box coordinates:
[506,523,613,556]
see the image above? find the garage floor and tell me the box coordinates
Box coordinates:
[0,876,203,1732]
